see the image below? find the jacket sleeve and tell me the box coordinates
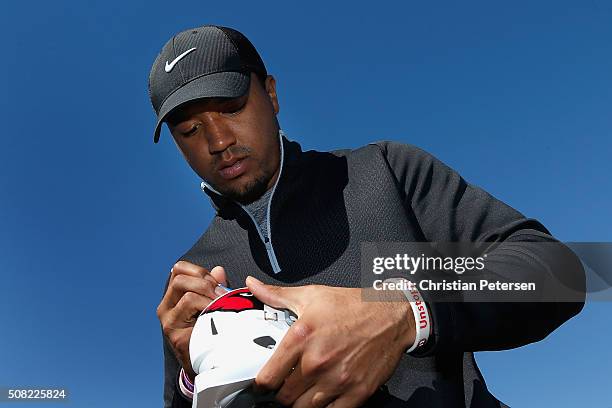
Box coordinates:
[376,141,585,354]
[161,275,193,408]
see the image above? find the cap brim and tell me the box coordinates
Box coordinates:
[153,71,250,143]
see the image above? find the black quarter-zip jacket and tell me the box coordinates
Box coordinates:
[162,131,585,408]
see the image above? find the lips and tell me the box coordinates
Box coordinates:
[218,157,248,180]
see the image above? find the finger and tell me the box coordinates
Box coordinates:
[171,260,211,281]
[209,266,228,288]
[274,360,314,407]
[326,389,369,408]
[292,384,337,408]
[255,321,309,391]
[164,291,213,327]
[163,260,211,309]
[246,276,306,314]
[163,273,223,311]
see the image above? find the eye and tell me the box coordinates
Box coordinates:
[181,123,200,137]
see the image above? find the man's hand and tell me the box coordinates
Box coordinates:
[246,276,415,408]
[157,261,228,382]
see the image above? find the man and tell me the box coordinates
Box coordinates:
[149,25,585,408]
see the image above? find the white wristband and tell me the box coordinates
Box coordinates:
[178,368,194,399]
[384,278,431,353]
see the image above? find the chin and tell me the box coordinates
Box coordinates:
[221,174,270,204]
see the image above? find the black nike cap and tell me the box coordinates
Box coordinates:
[148,25,267,143]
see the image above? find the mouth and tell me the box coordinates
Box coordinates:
[217,156,249,180]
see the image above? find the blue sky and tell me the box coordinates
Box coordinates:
[1,1,610,407]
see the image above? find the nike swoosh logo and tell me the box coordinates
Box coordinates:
[164,47,197,73]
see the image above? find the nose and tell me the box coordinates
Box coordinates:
[202,113,236,155]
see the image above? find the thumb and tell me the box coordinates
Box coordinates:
[246,276,304,315]
[209,266,228,288]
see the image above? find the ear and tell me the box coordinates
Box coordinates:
[264,75,280,115]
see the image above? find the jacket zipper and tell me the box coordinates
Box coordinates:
[236,130,285,274]
[239,206,282,274]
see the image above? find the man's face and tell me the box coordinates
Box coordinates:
[166,73,281,204]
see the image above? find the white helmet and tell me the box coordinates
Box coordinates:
[189,288,296,408]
